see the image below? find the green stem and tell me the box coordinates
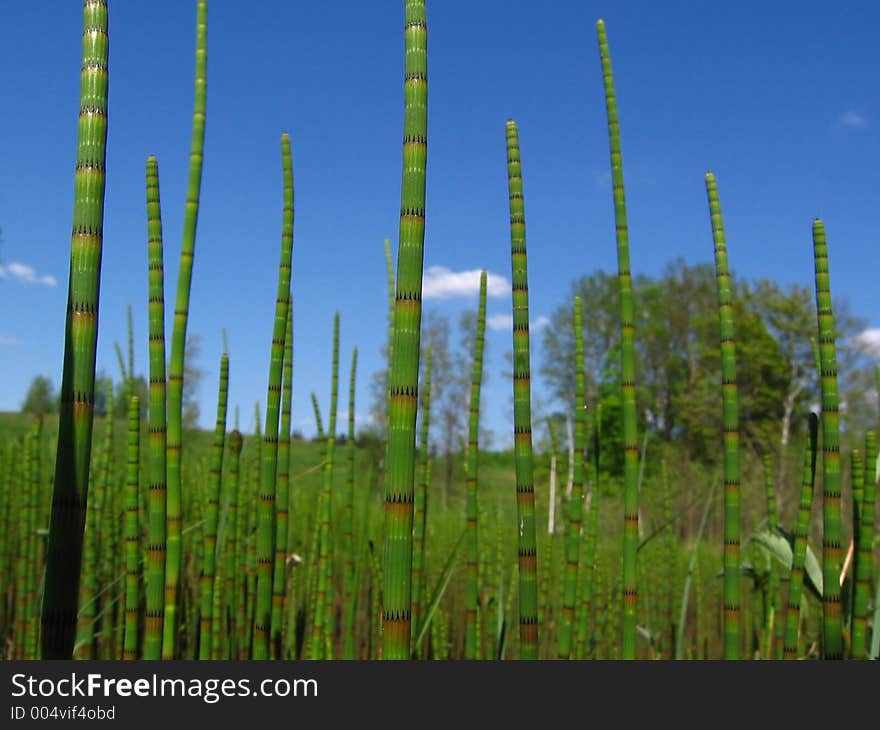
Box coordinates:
[123,396,140,659]
[597,19,639,659]
[382,0,428,660]
[505,119,538,659]
[705,171,741,660]
[812,219,843,659]
[253,134,294,660]
[41,0,109,660]
[163,0,207,659]
[464,272,488,659]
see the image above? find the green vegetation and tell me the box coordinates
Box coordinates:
[1,4,876,663]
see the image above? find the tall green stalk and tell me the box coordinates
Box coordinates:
[311,314,340,660]
[505,119,538,660]
[383,0,428,660]
[199,353,228,658]
[852,431,876,659]
[226,429,243,657]
[144,155,167,660]
[783,414,818,659]
[163,0,208,659]
[559,295,585,659]
[272,305,294,657]
[812,219,843,659]
[41,0,109,660]
[597,19,639,659]
[762,454,781,659]
[123,396,140,659]
[342,347,359,659]
[464,271,488,659]
[411,347,432,656]
[253,134,294,660]
[705,171,741,660]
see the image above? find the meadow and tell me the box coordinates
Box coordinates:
[0,1,877,661]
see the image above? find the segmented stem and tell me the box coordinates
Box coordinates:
[41,0,109,659]
[506,119,538,659]
[812,219,843,659]
[706,171,741,660]
[383,0,428,660]
[163,0,207,659]
[597,19,639,659]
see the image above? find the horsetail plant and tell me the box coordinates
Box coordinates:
[123,396,140,659]
[272,305,294,658]
[411,347,432,657]
[506,118,539,660]
[199,353,228,658]
[311,313,340,660]
[163,0,208,659]
[144,155,167,660]
[383,0,428,660]
[597,19,640,659]
[226,429,243,657]
[464,271,488,659]
[559,295,585,659]
[42,0,109,660]
[851,431,876,659]
[342,347,359,659]
[783,414,818,659]
[253,133,294,660]
[705,171,741,660]
[812,219,844,659]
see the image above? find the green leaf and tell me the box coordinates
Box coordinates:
[413,529,466,653]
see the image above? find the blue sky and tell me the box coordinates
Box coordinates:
[1,1,877,446]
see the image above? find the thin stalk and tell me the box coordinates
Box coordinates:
[411,348,432,656]
[311,313,340,659]
[144,155,167,660]
[464,272,487,659]
[559,295,585,659]
[199,353,228,658]
[812,219,843,659]
[597,19,639,659]
[382,0,428,660]
[41,0,109,660]
[123,396,140,659]
[271,305,294,658]
[675,481,717,660]
[342,347,359,659]
[253,134,294,660]
[506,118,539,659]
[163,0,208,659]
[706,171,741,660]
[852,431,875,659]
[783,414,818,659]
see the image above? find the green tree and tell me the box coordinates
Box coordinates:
[22,375,57,416]
[182,334,206,430]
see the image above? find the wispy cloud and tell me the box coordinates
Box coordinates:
[838,111,868,129]
[422,266,510,300]
[486,314,550,332]
[854,327,880,357]
[532,316,550,332]
[0,261,57,286]
[0,336,23,346]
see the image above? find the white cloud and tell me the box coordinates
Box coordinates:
[422,266,510,300]
[839,111,868,129]
[0,336,22,346]
[486,314,513,331]
[532,316,550,332]
[854,328,880,357]
[0,261,57,286]
[486,313,550,332]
